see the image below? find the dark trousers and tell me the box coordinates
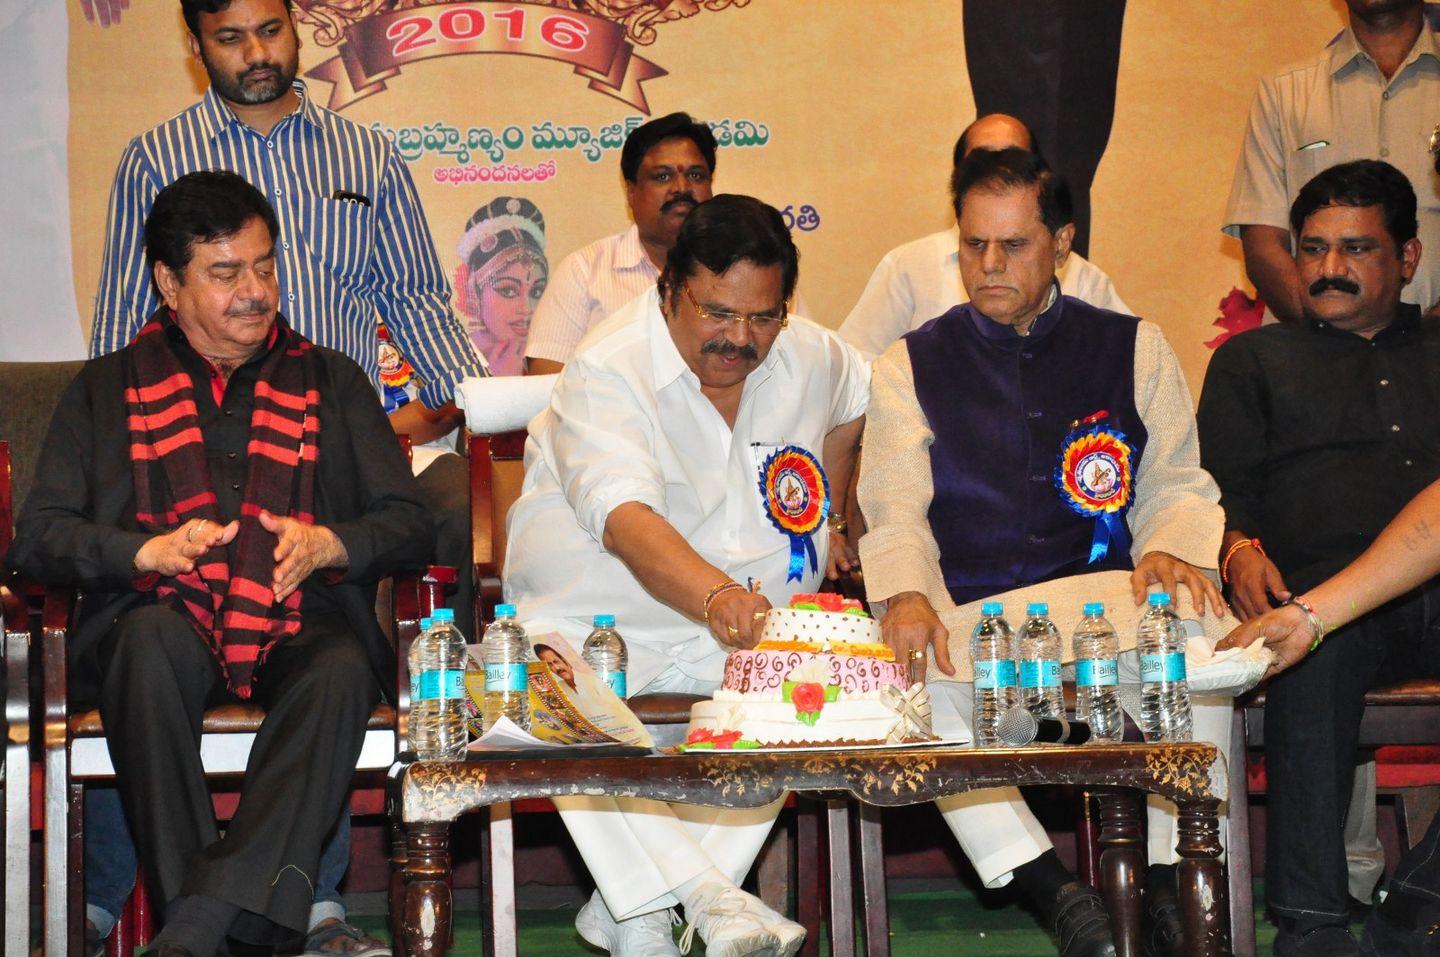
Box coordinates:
[963,0,1127,258]
[415,451,474,639]
[97,605,380,941]
[1265,590,1440,921]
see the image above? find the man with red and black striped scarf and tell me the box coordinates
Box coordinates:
[12,170,433,957]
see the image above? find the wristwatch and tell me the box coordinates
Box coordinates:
[827,512,848,535]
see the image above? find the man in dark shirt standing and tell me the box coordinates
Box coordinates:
[11,171,433,957]
[1198,159,1440,957]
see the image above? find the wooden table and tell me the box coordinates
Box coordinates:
[387,741,1229,957]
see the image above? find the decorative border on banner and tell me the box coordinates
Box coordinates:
[305,1,668,112]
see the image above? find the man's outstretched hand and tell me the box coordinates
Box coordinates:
[133,518,239,577]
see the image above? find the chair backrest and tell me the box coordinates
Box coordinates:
[0,361,85,519]
[469,430,526,629]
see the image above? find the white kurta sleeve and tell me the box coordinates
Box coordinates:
[838,252,916,359]
[1125,322,1225,570]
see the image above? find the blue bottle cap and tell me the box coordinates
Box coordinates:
[494,603,517,617]
[433,608,456,621]
[980,601,1003,616]
[593,614,616,628]
[1083,602,1105,616]
[1147,592,1172,606]
[419,618,433,630]
[1026,602,1049,616]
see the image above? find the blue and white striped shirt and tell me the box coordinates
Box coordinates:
[91,82,486,408]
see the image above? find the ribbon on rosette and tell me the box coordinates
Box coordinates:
[1054,410,1135,564]
[757,445,830,582]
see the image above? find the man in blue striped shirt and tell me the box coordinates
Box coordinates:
[86,2,482,954]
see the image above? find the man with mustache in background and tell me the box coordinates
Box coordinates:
[525,112,718,374]
[1198,159,1440,956]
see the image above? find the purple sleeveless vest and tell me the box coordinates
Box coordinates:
[904,291,1147,605]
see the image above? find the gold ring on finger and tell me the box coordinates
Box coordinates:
[907,649,925,661]
[186,523,200,542]
[727,625,739,637]
[752,611,767,621]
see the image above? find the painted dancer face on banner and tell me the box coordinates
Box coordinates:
[154,216,280,363]
[957,184,1074,334]
[627,137,715,253]
[190,0,302,108]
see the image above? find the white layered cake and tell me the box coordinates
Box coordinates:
[683,595,933,749]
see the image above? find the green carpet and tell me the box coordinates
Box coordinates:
[350,880,1333,955]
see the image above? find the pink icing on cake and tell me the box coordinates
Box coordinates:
[723,650,907,696]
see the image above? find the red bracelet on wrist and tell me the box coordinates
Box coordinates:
[1220,537,1264,585]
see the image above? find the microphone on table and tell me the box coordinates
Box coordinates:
[997,707,1093,746]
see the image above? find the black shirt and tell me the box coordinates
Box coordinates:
[11,316,435,697]
[1196,306,1440,593]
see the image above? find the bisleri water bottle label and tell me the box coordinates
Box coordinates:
[416,669,466,700]
[600,671,627,698]
[1020,659,1062,688]
[1076,659,1120,687]
[973,658,1018,689]
[485,662,529,692]
[1139,653,1187,682]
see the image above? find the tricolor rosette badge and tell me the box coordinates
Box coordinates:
[757,445,830,581]
[1054,414,1135,564]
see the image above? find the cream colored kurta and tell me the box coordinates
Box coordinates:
[858,317,1228,681]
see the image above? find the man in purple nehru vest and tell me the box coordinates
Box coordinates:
[857,149,1233,957]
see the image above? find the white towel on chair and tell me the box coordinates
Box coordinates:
[454,374,557,434]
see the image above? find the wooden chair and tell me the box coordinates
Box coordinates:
[37,433,450,957]
[2,440,35,957]
[1226,680,1440,957]
[464,430,814,956]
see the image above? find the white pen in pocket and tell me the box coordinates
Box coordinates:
[1297,140,1330,152]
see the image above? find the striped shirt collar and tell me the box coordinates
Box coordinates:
[616,224,660,275]
[197,80,324,142]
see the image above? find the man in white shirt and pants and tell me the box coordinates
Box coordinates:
[505,195,868,957]
[840,113,1130,359]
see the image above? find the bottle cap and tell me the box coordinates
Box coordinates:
[1026,602,1049,616]
[433,608,456,621]
[1083,602,1105,616]
[1147,592,1172,606]
[980,601,1003,616]
[593,614,616,628]
[419,618,433,630]
[494,603,517,617]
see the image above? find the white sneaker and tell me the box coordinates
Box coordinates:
[749,896,806,957]
[576,891,681,957]
[678,883,784,957]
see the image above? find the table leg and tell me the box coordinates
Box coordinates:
[826,800,856,957]
[401,822,454,957]
[857,803,890,957]
[1177,800,1230,957]
[1095,788,1145,957]
[797,798,822,957]
[388,819,409,957]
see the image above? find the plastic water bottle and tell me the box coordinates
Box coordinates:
[482,604,531,732]
[1018,602,1063,720]
[408,611,468,760]
[1072,602,1123,742]
[1137,592,1192,742]
[970,602,1017,747]
[582,614,629,698]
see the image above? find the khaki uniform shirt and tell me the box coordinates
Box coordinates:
[1224,25,1440,311]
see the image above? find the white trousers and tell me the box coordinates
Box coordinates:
[552,666,783,920]
[928,682,1233,887]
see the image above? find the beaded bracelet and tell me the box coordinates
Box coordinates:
[1285,594,1328,652]
[1220,537,1265,585]
[702,580,744,623]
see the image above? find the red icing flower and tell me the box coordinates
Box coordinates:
[710,730,744,748]
[685,727,743,748]
[790,681,825,713]
[686,728,715,744]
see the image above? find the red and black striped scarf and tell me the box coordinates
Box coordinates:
[125,312,320,698]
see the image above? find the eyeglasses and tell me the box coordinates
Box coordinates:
[683,282,789,336]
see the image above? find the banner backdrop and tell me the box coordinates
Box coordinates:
[51,0,1345,393]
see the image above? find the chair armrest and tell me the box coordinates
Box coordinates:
[40,586,73,752]
[3,584,29,750]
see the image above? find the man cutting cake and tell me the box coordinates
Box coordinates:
[503,194,868,957]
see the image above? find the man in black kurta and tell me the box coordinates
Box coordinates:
[11,171,433,957]
[1198,159,1440,956]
